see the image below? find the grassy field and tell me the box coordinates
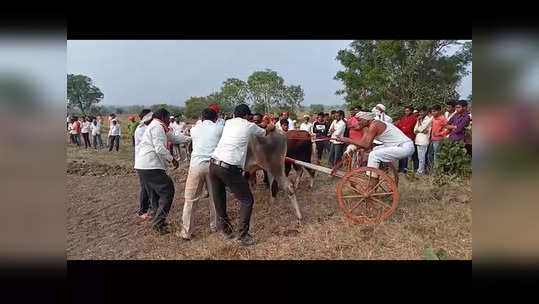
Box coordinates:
[66,115,472,260]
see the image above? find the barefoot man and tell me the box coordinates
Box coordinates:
[334,111,414,190]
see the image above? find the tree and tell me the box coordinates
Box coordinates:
[309,104,325,114]
[334,40,472,118]
[247,69,287,114]
[67,74,104,115]
[283,85,304,114]
[184,97,213,119]
[218,78,249,113]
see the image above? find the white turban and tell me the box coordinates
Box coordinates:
[141,112,154,123]
[355,111,376,120]
[376,104,386,112]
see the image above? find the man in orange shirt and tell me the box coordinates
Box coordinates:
[427,105,448,171]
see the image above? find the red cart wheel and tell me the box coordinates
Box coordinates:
[336,167,399,224]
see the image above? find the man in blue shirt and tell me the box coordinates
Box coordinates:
[179,108,224,240]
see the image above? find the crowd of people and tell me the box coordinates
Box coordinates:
[67,99,471,247]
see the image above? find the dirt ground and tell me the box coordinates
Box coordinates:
[66,123,472,260]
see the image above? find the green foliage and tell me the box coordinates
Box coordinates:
[184,97,213,119]
[67,74,104,115]
[424,248,440,260]
[218,78,249,114]
[334,40,472,116]
[435,139,472,176]
[149,104,184,117]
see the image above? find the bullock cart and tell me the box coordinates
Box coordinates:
[285,149,399,225]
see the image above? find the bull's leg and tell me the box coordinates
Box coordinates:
[293,167,303,189]
[306,168,316,189]
[274,173,302,220]
[266,171,276,204]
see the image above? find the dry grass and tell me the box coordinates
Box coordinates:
[66,117,472,260]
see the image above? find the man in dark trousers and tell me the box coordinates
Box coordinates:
[209,104,276,246]
[134,108,191,234]
[312,112,330,164]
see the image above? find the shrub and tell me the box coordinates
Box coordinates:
[435,139,472,176]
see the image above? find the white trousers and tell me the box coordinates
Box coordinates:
[180,161,217,239]
[367,141,415,174]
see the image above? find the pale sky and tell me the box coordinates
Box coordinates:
[67,40,472,107]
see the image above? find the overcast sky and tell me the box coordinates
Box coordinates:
[67,40,472,107]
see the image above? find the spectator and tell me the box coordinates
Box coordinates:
[312,112,330,163]
[373,104,393,123]
[427,105,448,171]
[344,105,364,161]
[445,100,457,121]
[276,111,295,131]
[324,113,330,123]
[209,104,276,246]
[90,118,104,150]
[394,106,418,173]
[134,108,191,234]
[69,116,81,147]
[280,119,289,132]
[328,110,346,167]
[127,115,139,147]
[299,115,313,133]
[445,100,471,142]
[108,119,121,152]
[413,106,433,176]
[179,108,224,240]
[80,117,91,149]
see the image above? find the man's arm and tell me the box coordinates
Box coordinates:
[334,124,378,149]
[451,115,470,134]
[166,131,191,144]
[151,126,174,164]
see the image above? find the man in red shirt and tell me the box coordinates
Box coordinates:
[347,105,363,140]
[343,106,364,165]
[394,106,418,173]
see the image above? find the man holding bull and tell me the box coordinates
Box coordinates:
[334,111,414,191]
[209,104,276,246]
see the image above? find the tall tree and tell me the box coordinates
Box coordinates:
[247,69,286,114]
[334,40,471,117]
[219,78,249,112]
[67,74,104,115]
[283,85,305,114]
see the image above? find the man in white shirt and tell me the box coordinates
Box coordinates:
[179,108,224,240]
[299,115,313,134]
[444,100,457,121]
[276,111,295,131]
[90,118,104,150]
[209,104,276,246]
[81,117,92,149]
[135,109,158,219]
[327,110,347,166]
[108,118,121,152]
[134,108,191,234]
[68,116,81,147]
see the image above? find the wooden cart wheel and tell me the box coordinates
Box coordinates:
[336,167,399,224]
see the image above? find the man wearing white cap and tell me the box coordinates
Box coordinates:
[373,104,393,123]
[299,114,313,133]
[333,111,414,190]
